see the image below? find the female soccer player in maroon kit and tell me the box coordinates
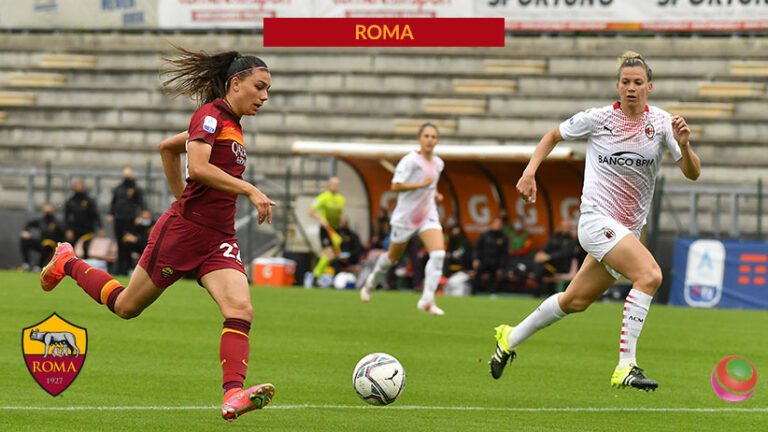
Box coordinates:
[40,47,276,422]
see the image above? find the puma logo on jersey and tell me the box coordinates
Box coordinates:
[603,125,614,135]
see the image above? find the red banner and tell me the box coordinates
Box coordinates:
[263,18,505,47]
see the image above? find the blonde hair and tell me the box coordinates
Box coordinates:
[617,50,652,82]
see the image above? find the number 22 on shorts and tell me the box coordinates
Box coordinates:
[220,242,242,262]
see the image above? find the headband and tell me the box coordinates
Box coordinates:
[227,66,269,83]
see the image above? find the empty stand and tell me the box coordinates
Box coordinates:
[0,32,766,237]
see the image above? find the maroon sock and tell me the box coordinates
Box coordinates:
[221,318,251,392]
[65,258,123,305]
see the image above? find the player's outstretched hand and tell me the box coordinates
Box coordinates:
[672,115,691,146]
[516,174,537,204]
[249,188,276,224]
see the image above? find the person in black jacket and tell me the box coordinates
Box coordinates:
[332,215,364,273]
[19,204,65,271]
[120,209,155,267]
[528,218,580,297]
[444,222,472,277]
[107,167,145,274]
[472,217,509,293]
[64,181,103,259]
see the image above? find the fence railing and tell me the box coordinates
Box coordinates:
[647,178,765,254]
[0,156,334,262]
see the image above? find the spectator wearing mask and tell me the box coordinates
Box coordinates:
[20,204,65,271]
[444,223,472,277]
[506,215,534,282]
[107,167,145,274]
[333,215,364,273]
[64,181,103,259]
[528,218,580,297]
[121,209,155,264]
[472,216,509,293]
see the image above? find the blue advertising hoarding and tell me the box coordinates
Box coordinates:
[670,238,768,310]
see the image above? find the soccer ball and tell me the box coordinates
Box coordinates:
[333,272,356,290]
[352,353,406,405]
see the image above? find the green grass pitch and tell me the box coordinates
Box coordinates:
[1,270,765,431]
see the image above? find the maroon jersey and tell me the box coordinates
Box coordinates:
[172,99,246,235]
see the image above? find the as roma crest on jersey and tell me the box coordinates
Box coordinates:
[22,313,87,396]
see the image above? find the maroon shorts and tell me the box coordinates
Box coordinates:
[137,210,246,288]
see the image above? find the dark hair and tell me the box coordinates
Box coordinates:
[161,45,269,105]
[617,50,652,82]
[417,122,439,138]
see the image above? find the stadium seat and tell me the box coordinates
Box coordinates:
[665,102,735,119]
[422,98,487,114]
[729,60,768,77]
[391,119,457,134]
[452,79,518,94]
[0,91,36,106]
[38,54,97,69]
[698,82,765,98]
[9,72,67,87]
[482,59,547,74]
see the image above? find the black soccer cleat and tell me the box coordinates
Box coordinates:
[489,325,516,380]
[611,365,658,392]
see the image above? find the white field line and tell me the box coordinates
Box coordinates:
[0,405,766,412]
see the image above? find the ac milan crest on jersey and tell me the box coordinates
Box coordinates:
[603,227,615,239]
[644,123,655,139]
[22,313,87,396]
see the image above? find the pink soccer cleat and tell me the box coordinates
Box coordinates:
[40,242,75,292]
[221,383,275,422]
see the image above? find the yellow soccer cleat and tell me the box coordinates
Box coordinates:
[611,365,658,392]
[489,325,516,379]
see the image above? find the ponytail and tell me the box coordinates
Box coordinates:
[161,45,269,105]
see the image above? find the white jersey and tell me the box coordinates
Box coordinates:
[390,151,444,229]
[559,102,683,230]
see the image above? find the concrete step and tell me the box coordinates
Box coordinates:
[422,98,487,115]
[452,79,518,94]
[482,59,547,74]
[665,102,735,119]
[698,81,765,98]
[0,91,36,106]
[38,54,97,69]
[9,72,67,87]
[730,61,768,77]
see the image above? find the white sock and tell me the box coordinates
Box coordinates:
[508,293,567,349]
[618,289,653,369]
[366,253,393,289]
[419,250,445,305]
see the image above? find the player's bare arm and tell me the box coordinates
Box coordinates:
[158,131,189,200]
[671,115,701,181]
[187,140,275,224]
[517,126,563,203]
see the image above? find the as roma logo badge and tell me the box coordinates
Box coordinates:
[22,313,87,396]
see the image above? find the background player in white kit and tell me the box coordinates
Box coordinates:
[490,51,701,390]
[361,123,447,316]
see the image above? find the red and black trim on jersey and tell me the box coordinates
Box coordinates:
[613,101,649,112]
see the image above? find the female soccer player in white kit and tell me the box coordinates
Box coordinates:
[361,123,447,316]
[490,51,701,390]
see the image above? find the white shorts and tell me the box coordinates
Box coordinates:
[577,210,640,280]
[390,221,442,245]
